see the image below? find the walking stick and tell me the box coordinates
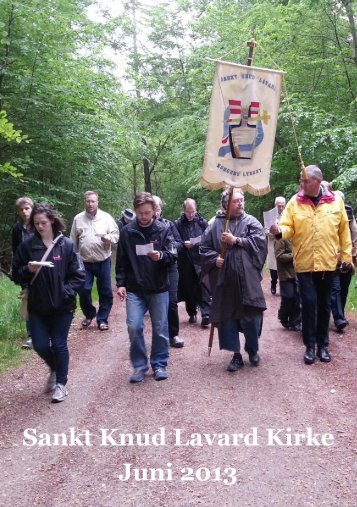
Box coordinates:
[207,187,234,356]
[207,39,257,356]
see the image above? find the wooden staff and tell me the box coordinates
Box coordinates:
[208,40,257,356]
[208,186,234,355]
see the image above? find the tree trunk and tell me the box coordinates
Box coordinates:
[341,0,357,65]
[143,157,152,193]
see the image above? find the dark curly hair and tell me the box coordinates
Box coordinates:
[30,203,66,236]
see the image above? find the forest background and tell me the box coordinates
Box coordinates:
[0,0,356,259]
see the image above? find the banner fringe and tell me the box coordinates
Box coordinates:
[200,178,271,196]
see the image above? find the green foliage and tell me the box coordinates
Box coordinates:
[0,0,356,286]
[0,110,29,176]
[0,277,27,374]
[346,275,357,312]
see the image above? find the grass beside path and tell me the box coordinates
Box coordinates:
[346,275,357,311]
[0,277,28,374]
[0,274,101,374]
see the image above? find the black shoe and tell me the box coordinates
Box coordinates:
[129,369,146,383]
[271,286,276,295]
[154,368,168,381]
[316,347,332,363]
[201,315,210,327]
[304,347,315,365]
[335,319,348,331]
[227,353,244,372]
[248,352,260,366]
[289,323,302,332]
[280,321,290,329]
[170,336,184,348]
[188,314,197,324]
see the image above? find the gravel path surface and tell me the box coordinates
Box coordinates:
[1,275,356,506]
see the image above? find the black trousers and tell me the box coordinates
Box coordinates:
[297,271,333,348]
[278,279,301,327]
[168,265,179,339]
[270,269,278,287]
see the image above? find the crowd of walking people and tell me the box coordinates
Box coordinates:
[9,164,356,402]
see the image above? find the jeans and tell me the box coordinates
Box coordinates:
[331,271,353,323]
[29,312,73,385]
[218,315,262,354]
[26,320,32,339]
[340,272,353,312]
[330,272,345,323]
[126,291,169,371]
[297,271,333,348]
[79,257,113,324]
[168,265,179,339]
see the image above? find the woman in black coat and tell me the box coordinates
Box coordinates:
[12,203,85,403]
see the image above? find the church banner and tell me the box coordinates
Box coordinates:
[201,60,285,195]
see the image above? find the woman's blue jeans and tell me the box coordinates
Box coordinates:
[29,312,73,385]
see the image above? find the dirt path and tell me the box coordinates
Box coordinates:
[1,274,356,507]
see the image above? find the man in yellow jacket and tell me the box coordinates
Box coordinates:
[270,165,352,365]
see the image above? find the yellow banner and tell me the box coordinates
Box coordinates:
[201,60,285,195]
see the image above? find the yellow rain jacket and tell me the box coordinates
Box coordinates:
[279,187,352,273]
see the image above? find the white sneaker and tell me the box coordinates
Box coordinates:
[52,383,68,403]
[45,371,56,393]
[22,338,33,349]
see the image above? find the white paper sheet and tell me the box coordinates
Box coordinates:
[189,235,201,246]
[263,208,278,229]
[135,243,154,256]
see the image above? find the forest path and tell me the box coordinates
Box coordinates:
[0,274,356,506]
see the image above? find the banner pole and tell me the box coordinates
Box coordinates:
[208,39,257,357]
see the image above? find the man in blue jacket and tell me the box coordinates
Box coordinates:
[116,192,177,383]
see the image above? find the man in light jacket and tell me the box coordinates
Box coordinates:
[70,190,119,331]
[271,165,352,365]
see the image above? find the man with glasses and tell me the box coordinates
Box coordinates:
[270,165,352,365]
[200,189,267,371]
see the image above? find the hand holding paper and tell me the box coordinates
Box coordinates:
[147,250,161,262]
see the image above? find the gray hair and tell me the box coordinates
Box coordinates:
[305,165,323,180]
[274,196,286,205]
[183,198,196,210]
[221,188,244,210]
[152,195,163,208]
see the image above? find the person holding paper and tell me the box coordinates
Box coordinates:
[175,198,211,327]
[270,165,352,365]
[116,192,177,383]
[70,191,119,331]
[200,189,267,371]
[12,203,85,402]
[264,196,286,294]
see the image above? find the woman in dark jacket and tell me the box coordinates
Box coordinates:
[12,203,85,403]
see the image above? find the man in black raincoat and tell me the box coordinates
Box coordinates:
[200,189,267,371]
[175,198,211,327]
